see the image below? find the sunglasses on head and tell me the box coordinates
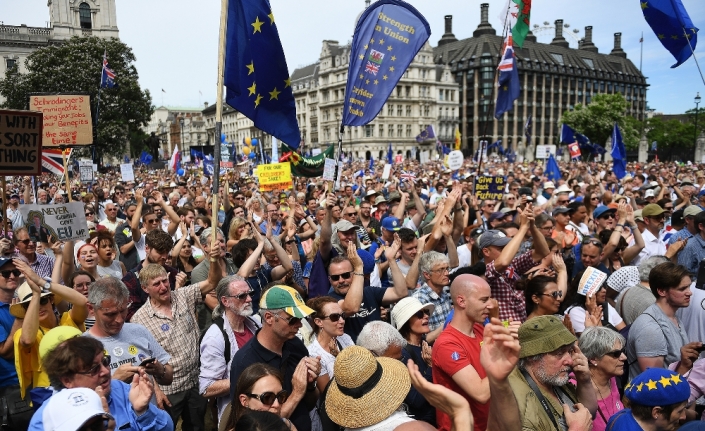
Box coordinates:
[329,272,352,281]
[246,390,289,405]
[414,308,431,319]
[0,269,21,279]
[604,348,626,359]
[582,238,603,247]
[319,313,346,322]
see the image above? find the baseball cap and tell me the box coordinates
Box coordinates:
[334,220,359,232]
[478,230,512,249]
[39,326,83,359]
[0,257,13,270]
[381,217,402,231]
[593,205,616,220]
[488,212,506,222]
[42,387,113,431]
[633,209,644,222]
[552,206,572,217]
[518,315,577,358]
[642,203,665,218]
[259,285,314,318]
[684,205,703,218]
[644,189,655,198]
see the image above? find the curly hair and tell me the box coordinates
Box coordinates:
[145,229,174,253]
[232,238,258,267]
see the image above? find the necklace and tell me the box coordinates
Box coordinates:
[591,376,620,421]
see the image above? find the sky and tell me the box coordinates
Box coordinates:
[3,0,705,114]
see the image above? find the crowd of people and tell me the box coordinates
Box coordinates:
[3,155,705,431]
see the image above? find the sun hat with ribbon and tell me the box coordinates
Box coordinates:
[10,282,63,319]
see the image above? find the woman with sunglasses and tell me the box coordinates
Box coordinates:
[522,274,564,320]
[579,326,627,431]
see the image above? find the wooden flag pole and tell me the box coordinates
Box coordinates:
[61,148,73,202]
[1,176,8,237]
[212,0,228,246]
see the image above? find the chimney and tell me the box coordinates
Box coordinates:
[473,3,496,37]
[550,19,569,48]
[438,15,458,46]
[524,30,537,43]
[610,32,627,58]
[580,26,598,52]
[203,102,208,109]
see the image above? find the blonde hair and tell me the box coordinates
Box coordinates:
[138,263,168,287]
[228,217,248,241]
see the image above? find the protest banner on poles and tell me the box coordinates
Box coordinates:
[255,162,292,191]
[473,176,505,200]
[0,109,43,175]
[20,203,89,242]
[29,94,93,147]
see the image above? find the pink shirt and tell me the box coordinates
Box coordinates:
[593,377,624,431]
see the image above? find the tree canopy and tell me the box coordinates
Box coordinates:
[0,36,153,161]
[559,93,641,150]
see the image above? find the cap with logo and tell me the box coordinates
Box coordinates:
[259,285,314,318]
[381,217,402,232]
[42,387,113,431]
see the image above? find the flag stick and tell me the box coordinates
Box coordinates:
[212,0,229,246]
[682,28,705,86]
[1,177,8,237]
[61,148,73,202]
[334,123,344,191]
[640,32,643,73]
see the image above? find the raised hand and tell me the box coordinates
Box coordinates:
[480,318,520,382]
[551,252,566,273]
[385,234,401,261]
[347,241,363,272]
[129,368,154,415]
[175,272,188,289]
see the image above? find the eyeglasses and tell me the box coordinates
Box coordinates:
[235,196,245,200]
[664,207,674,211]
[414,308,431,319]
[106,208,117,211]
[274,313,302,326]
[430,267,450,274]
[598,213,615,220]
[540,225,554,231]
[0,269,21,279]
[615,246,626,253]
[319,313,346,322]
[85,212,94,216]
[245,390,289,405]
[16,239,35,245]
[538,291,563,299]
[21,295,52,309]
[145,219,159,224]
[76,355,111,376]
[329,272,352,281]
[226,289,254,301]
[604,348,626,359]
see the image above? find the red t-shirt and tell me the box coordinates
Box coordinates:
[432,323,489,431]
[234,327,254,349]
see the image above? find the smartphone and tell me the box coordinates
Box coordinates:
[139,357,156,367]
[696,345,705,353]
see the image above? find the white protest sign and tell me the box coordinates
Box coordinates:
[447,150,464,171]
[79,165,93,183]
[20,203,89,242]
[577,267,608,297]
[120,163,134,182]
[535,145,557,159]
[420,150,430,164]
[322,158,336,182]
[382,164,392,180]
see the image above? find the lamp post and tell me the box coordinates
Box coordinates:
[695,92,701,154]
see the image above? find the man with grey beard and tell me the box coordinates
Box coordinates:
[198,276,261,423]
[508,316,597,431]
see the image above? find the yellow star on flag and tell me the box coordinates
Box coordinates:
[646,379,658,390]
[359,54,364,60]
[370,38,375,44]
[637,383,644,392]
[658,34,665,39]
[254,94,263,107]
[659,376,672,387]
[247,82,257,96]
[364,44,369,50]
[284,78,291,88]
[365,79,370,84]
[269,87,281,100]
[641,1,648,8]
[379,39,385,45]
[391,55,397,61]
[389,66,395,72]
[252,17,264,33]
[383,75,388,80]
[246,62,255,75]
[672,374,683,384]
[359,74,364,79]
[387,45,393,51]
[671,35,679,40]
[268,12,275,24]
[373,79,379,85]
[625,383,632,390]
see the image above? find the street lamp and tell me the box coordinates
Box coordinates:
[695,92,701,153]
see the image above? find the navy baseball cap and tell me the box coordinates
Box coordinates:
[0,258,13,269]
[381,217,402,231]
[478,230,512,249]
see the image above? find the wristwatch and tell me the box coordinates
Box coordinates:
[42,281,51,294]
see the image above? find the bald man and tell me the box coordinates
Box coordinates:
[430,275,497,431]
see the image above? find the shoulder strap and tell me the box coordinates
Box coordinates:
[519,368,561,431]
[213,317,231,364]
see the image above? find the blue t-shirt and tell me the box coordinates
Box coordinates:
[329,285,386,341]
[0,302,18,387]
[605,409,646,431]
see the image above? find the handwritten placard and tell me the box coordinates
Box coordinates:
[120,163,134,182]
[473,176,505,200]
[20,203,88,242]
[0,109,43,175]
[322,158,336,182]
[255,163,293,191]
[578,267,608,297]
[29,94,93,147]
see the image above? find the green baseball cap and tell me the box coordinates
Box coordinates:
[260,285,314,318]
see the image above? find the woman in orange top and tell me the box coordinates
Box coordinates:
[551,206,578,248]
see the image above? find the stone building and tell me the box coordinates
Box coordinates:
[145,106,206,158]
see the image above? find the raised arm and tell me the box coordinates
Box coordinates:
[236,225,265,278]
[319,193,336,261]
[382,234,409,304]
[623,206,645,264]
[60,239,76,285]
[152,191,180,236]
[339,242,365,314]
[494,206,532,273]
[172,222,188,260]
[131,188,144,243]
[266,215,294,280]
[527,205,550,264]
[405,235,428,290]
[198,242,223,295]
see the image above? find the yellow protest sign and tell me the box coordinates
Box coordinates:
[256,163,293,191]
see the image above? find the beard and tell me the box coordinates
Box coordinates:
[534,361,572,387]
[235,303,253,317]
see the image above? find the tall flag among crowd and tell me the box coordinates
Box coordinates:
[100,50,116,88]
[169,146,180,172]
[499,0,531,47]
[223,0,300,149]
[495,35,520,119]
[640,0,698,68]
[524,115,532,146]
[611,123,627,179]
[41,149,72,176]
[416,125,436,143]
[545,155,561,182]
[387,141,393,164]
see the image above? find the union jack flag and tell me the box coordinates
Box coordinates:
[42,148,72,176]
[101,50,116,88]
[365,61,379,76]
[400,170,416,183]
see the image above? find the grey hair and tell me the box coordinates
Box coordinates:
[263,236,280,252]
[200,227,224,247]
[535,213,554,227]
[259,308,284,321]
[168,191,180,200]
[212,275,246,319]
[578,327,626,360]
[638,255,669,282]
[419,251,449,275]
[356,321,407,357]
[518,354,544,370]
[87,277,129,307]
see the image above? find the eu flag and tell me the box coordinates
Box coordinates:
[416,125,436,143]
[560,124,577,144]
[545,155,561,182]
[342,0,430,126]
[224,0,300,148]
[611,123,627,180]
[641,0,698,68]
[387,142,393,164]
[495,35,521,119]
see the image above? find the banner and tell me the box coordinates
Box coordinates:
[20,203,89,242]
[29,94,93,147]
[256,163,293,191]
[281,144,335,178]
[341,0,430,126]
[473,176,505,200]
[0,109,43,175]
[120,163,134,181]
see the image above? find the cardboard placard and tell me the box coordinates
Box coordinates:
[29,94,93,147]
[0,109,43,175]
[535,145,556,159]
[120,163,134,182]
[382,164,392,180]
[220,161,234,168]
[322,158,336,182]
[447,150,464,171]
[473,176,505,200]
[80,165,94,183]
[255,163,293,191]
[20,203,89,242]
[578,267,608,297]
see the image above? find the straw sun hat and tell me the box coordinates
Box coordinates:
[10,282,63,319]
[325,346,411,428]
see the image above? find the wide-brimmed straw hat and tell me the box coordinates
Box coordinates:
[325,346,410,428]
[10,282,63,319]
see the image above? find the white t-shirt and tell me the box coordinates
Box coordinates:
[566,303,623,334]
[451,245,472,274]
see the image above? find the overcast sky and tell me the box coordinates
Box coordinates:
[3,0,704,115]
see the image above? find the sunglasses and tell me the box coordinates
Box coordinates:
[85,212,94,216]
[274,313,302,326]
[22,295,52,309]
[604,348,626,359]
[76,355,111,376]
[591,197,600,201]
[414,308,431,319]
[598,213,615,220]
[246,390,289,405]
[319,313,346,322]
[16,239,35,245]
[226,290,254,301]
[582,239,603,247]
[329,272,352,281]
[0,269,21,279]
[145,219,159,224]
[538,291,563,299]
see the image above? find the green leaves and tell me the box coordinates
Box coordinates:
[560,94,641,150]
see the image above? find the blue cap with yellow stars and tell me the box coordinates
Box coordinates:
[625,368,689,406]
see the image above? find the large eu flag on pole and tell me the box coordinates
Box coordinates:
[342,0,430,126]
[560,124,577,144]
[641,0,698,68]
[224,0,301,148]
[611,123,627,179]
[495,35,520,119]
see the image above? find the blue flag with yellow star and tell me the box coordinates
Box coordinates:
[224,0,300,148]
[342,0,430,126]
[640,0,698,68]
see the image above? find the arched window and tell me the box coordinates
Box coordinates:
[79,3,92,29]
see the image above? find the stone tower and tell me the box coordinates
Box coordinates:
[49,0,119,40]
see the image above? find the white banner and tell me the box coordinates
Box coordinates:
[20,203,89,242]
[120,163,135,182]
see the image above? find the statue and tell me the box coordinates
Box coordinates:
[145,132,162,159]
[516,140,526,163]
[525,141,535,162]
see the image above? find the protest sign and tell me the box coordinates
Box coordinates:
[447,150,463,170]
[535,145,556,159]
[79,165,94,183]
[577,267,608,297]
[120,163,135,182]
[382,164,392,180]
[322,158,336,182]
[394,154,403,164]
[20,203,88,242]
[220,161,233,168]
[255,163,292,191]
[29,94,93,147]
[473,176,505,200]
[0,109,43,175]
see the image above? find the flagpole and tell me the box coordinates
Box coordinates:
[334,123,344,191]
[682,28,705,86]
[61,148,73,202]
[95,53,103,164]
[639,32,643,73]
[212,0,228,246]
[1,176,7,237]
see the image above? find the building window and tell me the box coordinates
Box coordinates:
[397,105,403,116]
[6,59,17,71]
[550,53,564,65]
[423,105,430,116]
[79,2,92,29]
[405,86,411,97]
[406,105,411,116]
[439,91,444,101]
[397,125,403,137]
[388,104,394,116]
[389,125,394,137]
[406,125,412,137]
[379,125,384,137]
[365,125,373,137]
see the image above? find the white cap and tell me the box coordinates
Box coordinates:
[645,189,655,198]
[543,181,555,190]
[43,388,112,431]
[555,184,572,194]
